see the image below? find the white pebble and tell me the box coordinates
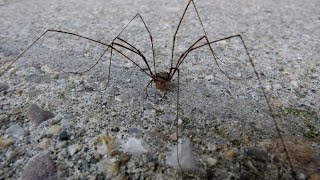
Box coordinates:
[124,138,149,156]
[207,143,217,152]
[68,144,83,156]
[166,138,194,170]
[205,156,218,167]
[290,81,299,87]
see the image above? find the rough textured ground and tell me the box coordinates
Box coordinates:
[0,0,319,179]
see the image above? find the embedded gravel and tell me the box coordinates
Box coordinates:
[0,0,319,179]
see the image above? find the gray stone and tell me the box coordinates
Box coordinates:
[20,153,56,180]
[27,104,55,126]
[6,123,25,138]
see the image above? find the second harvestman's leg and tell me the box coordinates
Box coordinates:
[170,67,184,172]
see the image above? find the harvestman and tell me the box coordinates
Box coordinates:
[0,0,295,176]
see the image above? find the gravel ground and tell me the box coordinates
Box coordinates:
[0,0,319,179]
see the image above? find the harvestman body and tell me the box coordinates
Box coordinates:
[0,0,295,177]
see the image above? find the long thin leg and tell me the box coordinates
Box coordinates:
[73,37,154,93]
[170,67,184,172]
[171,1,294,172]
[171,0,191,69]
[0,29,152,79]
[145,79,155,97]
[176,35,241,69]
[109,45,151,77]
[85,13,156,81]
[116,13,155,69]
[83,40,150,92]
[170,0,230,79]
[237,35,295,176]
[0,29,106,77]
[112,41,153,76]
[136,13,156,75]
[176,33,295,176]
[71,12,156,92]
[190,0,231,80]
[169,35,206,78]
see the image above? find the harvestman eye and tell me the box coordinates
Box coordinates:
[0,0,300,178]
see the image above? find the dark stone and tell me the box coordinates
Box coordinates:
[27,104,55,125]
[244,147,268,162]
[111,126,120,132]
[59,130,69,141]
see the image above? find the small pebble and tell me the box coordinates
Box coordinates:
[147,161,157,171]
[93,152,101,161]
[57,141,67,148]
[206,156,218,167]
[0,137,13,148]
[298,173,307,180]
[101,134,115,154]
[68,143,83,156]
[224,150,237,160]
[246,160,259,173]
[5,150,17,160]
[6,123,25,139]
[27,104,55,126]
[0,83,9,92]
[169,133,178,141]
[124,137,149,156]
[20,153,56,180]
[46,125,61,135]
[0,114,9,127]
[59,130,69,141]
[113,161,120,176]
[166,138,194,170]
[38,138,51,150]
[273,83,282,90]
[244,147,267,162]
[207,143,217,152]
[290,81,299,87]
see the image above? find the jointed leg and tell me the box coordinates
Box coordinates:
[0,29,109,77]
[176,32,295,175]
[145,79,155,97]
[172,0,294,174]
[107,13,156,79]
[190,0,232,80]
[170,67,184,172]
[0,28,152,87]
[170,0,230,79]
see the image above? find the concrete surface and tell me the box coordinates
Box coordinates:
[0,0,319,179]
